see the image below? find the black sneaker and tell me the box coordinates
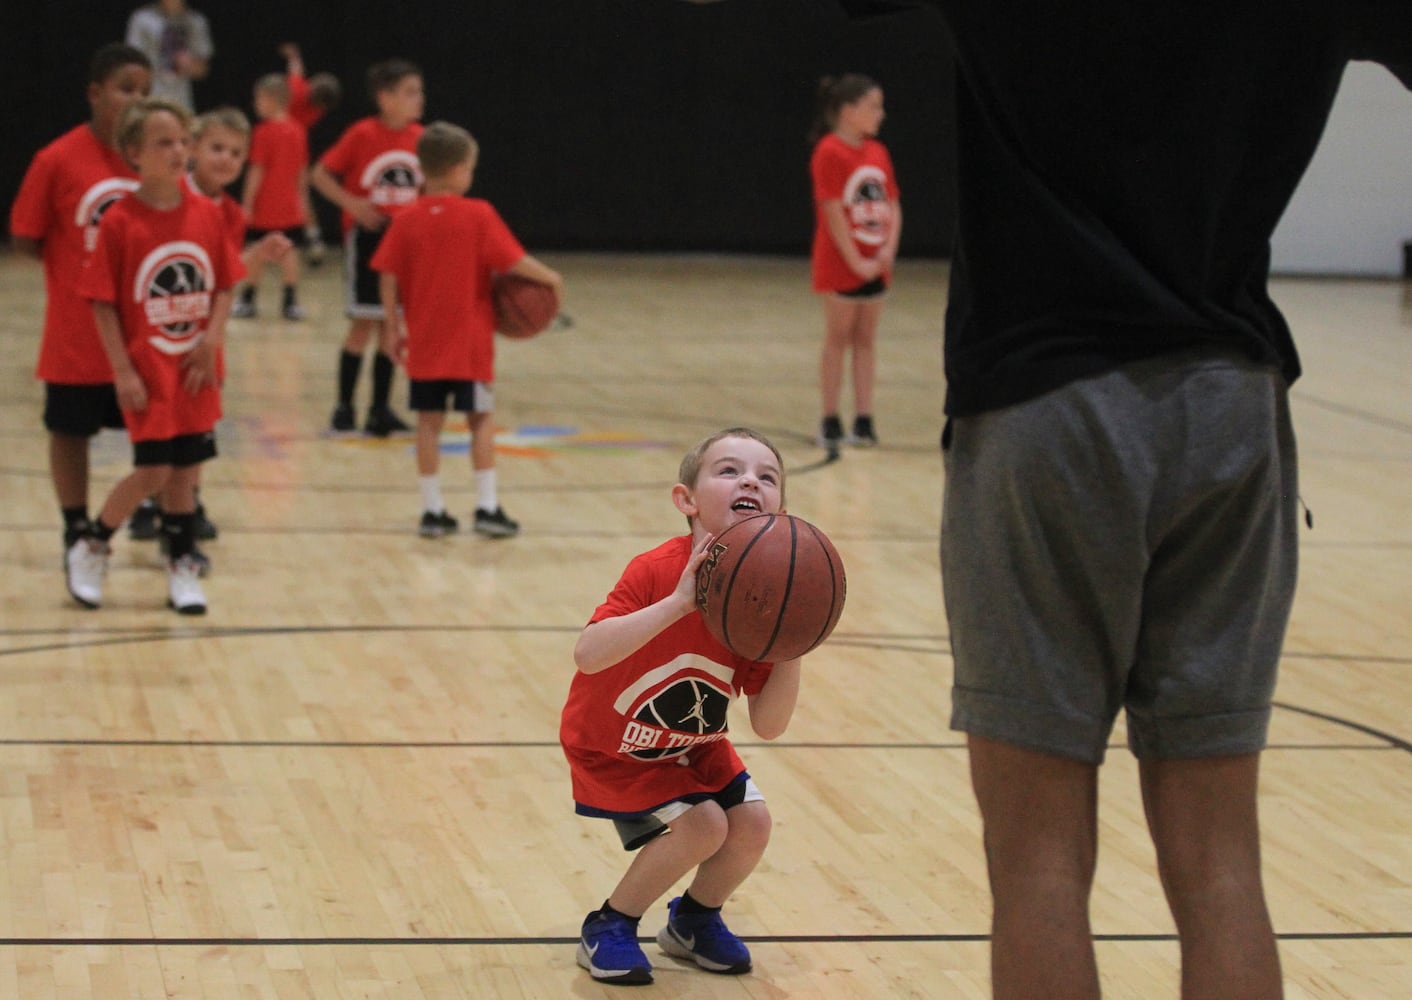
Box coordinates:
[364,407,411,437]
[194,502,219,540]
[230,299,256,319]
[848,414,878,447]
[818,415,844,453]
[474,506,520,538]
[330,403,356,433]
[418,510,460,538]
[128,499,161,540]
[282,302,307,321]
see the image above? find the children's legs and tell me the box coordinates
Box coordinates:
[416,411,445,477]
[157,464,199,517]
[967,734,1101,1000]
[849,298,885,417]
[50,433,91,509]
[819,295,858,418]
[608,802,729,917]
[468,411,495,472]
[97,465,173,531]
[343,318,377,353]
[684,800,772,908]
[279,244,301,289]
[1140,753,1283,1000]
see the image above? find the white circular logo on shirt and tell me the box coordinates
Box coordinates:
[359,151,423,209]
[131,240,214,355]
[75,178,141,253]
[843,165,891,247]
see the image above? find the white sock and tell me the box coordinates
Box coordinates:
[475,469,497,513]
[419,474,444,514]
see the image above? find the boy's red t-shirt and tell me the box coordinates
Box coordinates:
[247,116,308,230]
[809,132,900,293]
[78,190,243,442]
[559,536,775,817]
[317,116,423,233]
[369,195,525,382]
[9,124,139,383]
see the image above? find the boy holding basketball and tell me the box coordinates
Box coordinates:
[371,121,561,539]
[560,427,804,985]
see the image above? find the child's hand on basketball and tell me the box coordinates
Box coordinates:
[677,532,716,612]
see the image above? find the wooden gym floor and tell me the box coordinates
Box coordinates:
[0,251,1408,998]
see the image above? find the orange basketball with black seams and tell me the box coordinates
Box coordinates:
[694,513,846,662]
[493,273,560,339]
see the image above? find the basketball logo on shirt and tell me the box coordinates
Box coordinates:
[132,240,214,355]
[843,165,892,246]
[616,674,732,762]
[74,178,141,253]
[359,151,423,210]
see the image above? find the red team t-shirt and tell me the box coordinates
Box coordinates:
[182,174,246,382]
[287,72,324,131]
[369,195,525,382]
[247,116,308,230]
[79,191,243,443]
[810,132,900,293]
[317,116,423,233]
[9,124,140,384]
[560,536,775,818]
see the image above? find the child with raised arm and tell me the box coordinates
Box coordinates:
[69,98,243,614]
[9,43,151,558]
[560,428,805,986]
[235,74,309,320]
[310,58,424,436]
[277,41,341,261]
[371,122,561,539]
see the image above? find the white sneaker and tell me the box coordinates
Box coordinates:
[65,537,110,608]
[167,555,207,615]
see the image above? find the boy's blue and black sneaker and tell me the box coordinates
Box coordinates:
[576,908,653,986]
[655,896,752,975]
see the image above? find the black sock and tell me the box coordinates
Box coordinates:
[62,506,90,545]
[282,285,296,308]
[338,349,362,407]
[601,900,641,924]
[675,891,719,918]
[91,518,117,543]
[239,286,255,306]
[163,512,196,561]
[371,351,395,411]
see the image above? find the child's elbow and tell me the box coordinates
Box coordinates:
[752,718,789,741]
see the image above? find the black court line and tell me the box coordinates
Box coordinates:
[0,931,1406,947]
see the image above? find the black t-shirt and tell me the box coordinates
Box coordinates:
[840,1,1412,415]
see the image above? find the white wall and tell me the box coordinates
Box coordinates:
[1271,62,1412,277]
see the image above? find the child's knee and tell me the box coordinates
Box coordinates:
[726,801,773,852]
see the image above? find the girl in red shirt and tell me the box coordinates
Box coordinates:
[809,74,902,452]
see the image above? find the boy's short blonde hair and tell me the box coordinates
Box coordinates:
[192,105,251,142]
[678,427,787,520]
[417,121,478,179]
[254,73,290,107]
[116,97,192,162]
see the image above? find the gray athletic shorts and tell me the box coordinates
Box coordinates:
[943,350,1299,764]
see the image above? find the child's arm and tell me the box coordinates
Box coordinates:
[821,200,882,282]
[181,289,232,394]
[310,162,384,230]
[241,162,266,218]
[574,533,715,675]
[508,254,564,296]
[11,236,41,259]
[92,302,147,412]
[377,273,405,362]
[241,232,293,272]
[746,659,802,740]
[876,199,902,269]
[278,42,305,78]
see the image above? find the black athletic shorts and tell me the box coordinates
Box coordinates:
[44,382,124,437]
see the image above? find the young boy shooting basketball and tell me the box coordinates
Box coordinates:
[560,427,805,986]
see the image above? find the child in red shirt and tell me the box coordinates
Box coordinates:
[310,58,424,437]
[809,73,901,453]
[9,43,151,554]
[277,42,341,262]
[560,428,806,986]
[236,74,309,321]
[69,98,243,615]
[371,122,561,539]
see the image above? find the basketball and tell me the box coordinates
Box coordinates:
[694,513,846,662]
[493,274,560,339]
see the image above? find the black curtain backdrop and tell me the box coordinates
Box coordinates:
[1,0,955,255]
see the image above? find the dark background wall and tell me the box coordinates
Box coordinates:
[1,0,955,255]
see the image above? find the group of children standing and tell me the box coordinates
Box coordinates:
[12,41,561,615]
